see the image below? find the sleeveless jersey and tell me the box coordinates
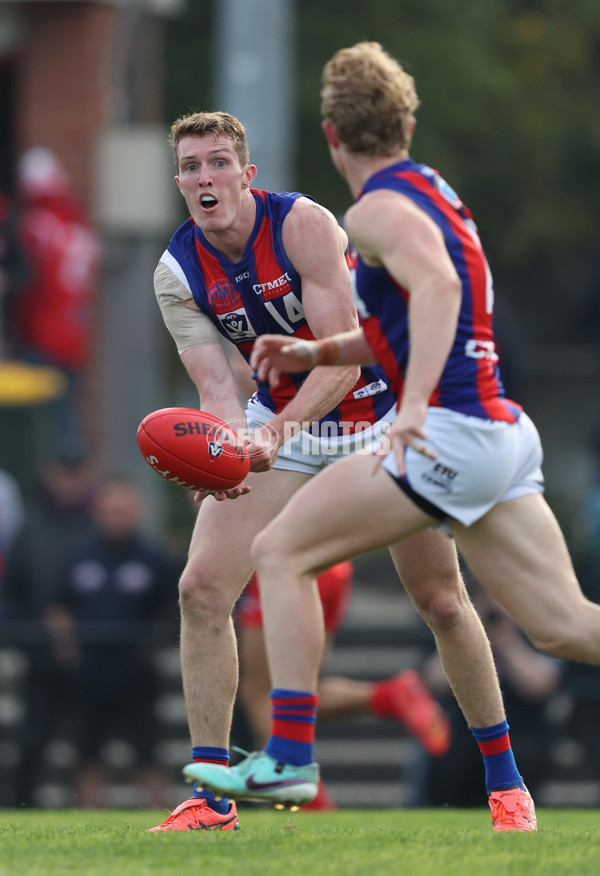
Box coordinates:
[354,160,521,423]
[165,189,392,433]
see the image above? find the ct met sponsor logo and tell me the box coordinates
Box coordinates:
[253,272,292,300]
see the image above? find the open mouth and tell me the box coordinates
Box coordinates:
[200,194,218,210]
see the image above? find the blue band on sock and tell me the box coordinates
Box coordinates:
[471,720,510,740]
[191,746,229,763]
[271,688,318,699]
[191,746,230,813]
[265,737,314,767]
[470,720,523,793]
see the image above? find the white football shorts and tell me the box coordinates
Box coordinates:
[245,396,396,475]
[380,407,545,527]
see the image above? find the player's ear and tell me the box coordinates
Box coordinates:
[242,164,257,189]
[321,119,339,148]
[174,175,183,193]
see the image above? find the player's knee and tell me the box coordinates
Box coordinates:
[178,564,232,623]
[250,526,288,575]
[413,585,468,633]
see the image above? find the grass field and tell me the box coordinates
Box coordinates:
[1,808,599,876]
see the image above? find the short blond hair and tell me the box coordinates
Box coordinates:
[321,42,419,155]
[168,111,250,169]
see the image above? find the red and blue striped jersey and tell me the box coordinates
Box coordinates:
[354,160,521,423]
[166,189,393,432]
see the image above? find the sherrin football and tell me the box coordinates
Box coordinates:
[137,407,250,491]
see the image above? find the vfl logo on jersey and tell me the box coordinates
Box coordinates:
[217,307,257,342]
[353,379,388,399]
[208,441,224,459]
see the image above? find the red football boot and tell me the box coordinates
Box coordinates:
[488,786,537,832]
[148,797,239,832]
[370,670,451,757]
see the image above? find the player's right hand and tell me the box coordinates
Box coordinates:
[371,400,436,477]
[244,424,280,473]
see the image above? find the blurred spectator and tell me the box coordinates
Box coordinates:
[573,425,600,559]
[8,147,100,458]
[0,188,30,353]
[0,467,24,552]
[416,585,562,807]
[0,467,24,622]
[45,475,181,807]
[4,454,97,620]
[3,453,97,805]
[576,249,600,344]
[236,564,451,810]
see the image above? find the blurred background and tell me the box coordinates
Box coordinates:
[0,0,600,811]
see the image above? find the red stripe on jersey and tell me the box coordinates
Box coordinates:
[194,240,243,315]
[429,384,442,407]
[359,272,408,404]
[252,213,294,300]
[396,170,516,420]
[362,316,404,402]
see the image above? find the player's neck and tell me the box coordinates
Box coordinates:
[344,150,410,198]
[202,190,257,263]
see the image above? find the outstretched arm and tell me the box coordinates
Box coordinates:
[155,262,261,493]
[250,328,377,387]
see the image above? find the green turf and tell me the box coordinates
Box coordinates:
[0,808,598,876]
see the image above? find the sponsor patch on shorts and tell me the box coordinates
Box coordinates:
[353,379,388,399]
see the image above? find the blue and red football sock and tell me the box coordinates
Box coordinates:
[264,689,319,766]
[471,719,525,793]
[191,746,230,814]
